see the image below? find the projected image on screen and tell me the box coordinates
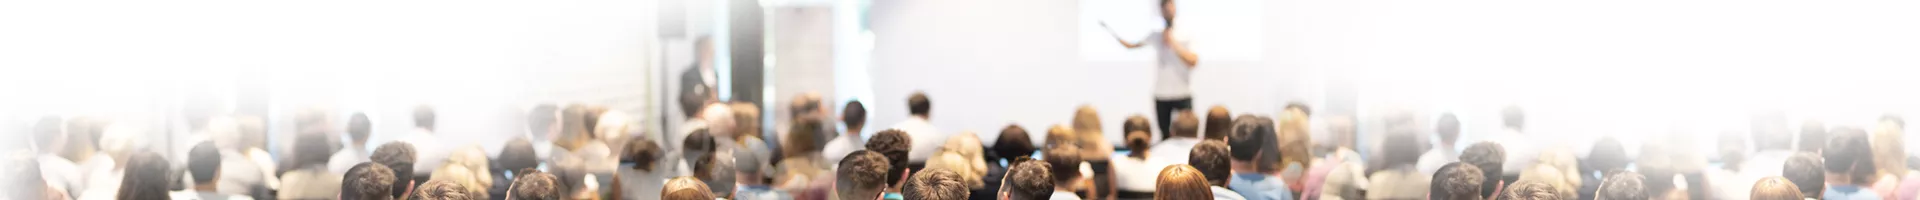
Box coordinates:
[1081,0,1262,62]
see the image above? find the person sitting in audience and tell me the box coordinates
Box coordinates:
[1751,176,1805,200]
[985,124,1038,200]
[698,104,738,155]
[510,171,562,200]
[822,100,868,165]
[1047,145,1086,200]
[399,106,449,180]
[1531,150,1582,200]
[494,138,539,200]
[904,168,971,200]
[1114,116,1157,200]
[10,152,69,200]
[662,177,714,200]
[428,164,487,200]
[329,113,374,174]
[1461,142,1506,198]
[1416,113,1461,176]
[371,142,419,200]
[613,137,666,200]
[31,116,83,199]
[1502,181,1564,200]
[1598,171,1650,200]
[776,117,832,190]
[1516,164,1577,200]
[342,163,397,200]
[547,157,597,200]
[1189,140,1245,200]
[206,117,274,196]
[839,150,894,200]
[1783,152,1825,199]
[1489,106,1537,183]
[1001,157,1056,200]
[1302,116,1362,200]
[277,131,344,200]
[176,142,254,200]
[413,179,471,200]
[1202,105,1231,141]
[449,146,495,199]
[892,92,945,173]
[734,137,787,200]
[1145,111,1203,175]
[1635,140,1688,200]
[867,129,914,198]
[1365,130,1430,200]
[1580,137,1628,200]
[1822,128,1882,200]
[1073,105,1118,200]
[1431,163,1484,200]
[1740,114,1798,194]
[683,128,717,179]
[1869,117,1906,199]
[116,151,172,200]
[1275,103,1313,195]
[925,132,987,194]
[1156,165,1215,200]
[1225,115,1293,200]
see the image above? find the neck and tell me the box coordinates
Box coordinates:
[195,184,217,192]
[912,115,929,120]
[1231,161,1257,173]
[846,128,863,137]
[1828,173,1855,185]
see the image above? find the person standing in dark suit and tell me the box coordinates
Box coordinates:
[680,36,718,117]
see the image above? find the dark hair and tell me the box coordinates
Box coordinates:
[838,150,892,200]
[903,168,970,200]
[1501,105,1524,129]
[511,171,562,200]
[413,180,470,200]
[1188,140,1232,187]
[908,92,931,116]
[1436,113,1460,143]
[1799,121,1828,152]
[867,129,913,185]
[1171,110,1199,138]
[187,141,221,183]
[1044,145,1083,184]
[1123,115,1153,137]
[1586,137,1629,174]
[1432,163,1485,200]
[625,137,664,171]
[529,104,558,134]
[1126,130,1153,158]
[683,128,716,165]
[1782,152,1825,196]
[1503,181,1564,200]
[1635,142,1676,194]
[293,131,333,168]
[342,163,397,200]
[1226,115,1271,161]
[348,112,371,143]
[1461,142,1506,197]
[1824,127,1875,184]
[1003,158,1055,200]
[1203,106,1232,141]
[844,100,867,130]
[1283,102,1312,117]
[413,105,436,130]
[1596,171,1648,200]
[995,124,1036,160]
[499,138,539,173]
[117,151,172,200]
[1381,130,1421,168]
[372,142,418,198]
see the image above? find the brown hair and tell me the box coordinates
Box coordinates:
[1170,110,1199,138]
[903,168,970,200]
[1072,105,1112,159]
[117,152,172,200]
[843,100,867,131]
[1203,105,1231,141]
[908,92,931,116]
[838,150,892,200]
[413,105,436,130]
[731,102,761,141]
[1044,145,1083,185]
[624,137,663,171]
[1188,140,1232,187]
[1125,130,1152,158]
[1501,181,1564,200]
[342,163,396,200]
[785,116,825,155]
[867,130,913,185]
[413,180,471,200]
[995,124,1036,160]
[662,177,715,200]
[1003,158,1055,200]
[1153,165,1213,200]
[1783,152,1825,197]
[1045,125,1076,148]
[1750,176,1805,200]
[1432,163,1484,200]
[1871,126,1906,178]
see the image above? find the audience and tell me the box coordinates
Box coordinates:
[32,116,83,199]
[1144,111,1203,175]
[775,116,832,190]
[118,151,173,200]
[614,137,667,200]
[371,142,419,200]
[1364,130,1429,200]
[1074,105,1118,200]
[1047,144,1087,200]
[1001,157,1056,200]
[1203,105,1231,141]
[1416,113,1460,176]
[1750,176,1804,200]
[1302,116,1360,200]
[1635,140,1685,200]
[207,117,274,197]
[413,180,471,200]
[1579,137,1628,200]
[1503,181,1564,200]
[1870,116,1906,199]
[868,129,914,197]
[1782,152,1824,199]
[342,163,397,200]
[12,152,67,200]
[178,142,253,200]
[510,171,562,200]
[1431,163,1484,200]
[277,132,344,200]
[1798,121,1828,153]
[1822,127,1881,200]
[399,106,449,180]
[1224,115,1292,200]
[839,150,893,200]
[925,132,988,193]
[904,168,972,200]
[329,113,374,174]
[1190,140,1245,200]
[985,124,1038,200]
[893,92,945,172]
[1490,106,1536,183]
[1155,165,1215,200]
[494,138,540,200]
[1597,171,1649,200]
[735,137,787,200]
[662,177,714,200]
[822,100,868,165]
[1461,142,1506,198]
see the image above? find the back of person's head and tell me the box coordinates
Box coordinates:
[1125,130,1153,158]
[431,162,489,199]
[511,171,562,200]
[1501,105,1525,129]
[1783,152,1825,197]
[1072,106,1109,157]
[1123,115,1152,137]
[1635,142,1676,194]
[342,163,397,200]
[32,116,63,154]
[786,116,825,155]
[624,137,663,171]
[1044,125,1076,148]
[1437,113,1460,143]
[7,151,50,200]
[903,168,970,200]
[843,100,868,130]
[867,129,913,185]
[1073,105,1103,137]
[558,105,595,150]
[187,141,220,185]
[1432,162,1485,200]
[413,105,436,130]
[529,104,559,135]
[548,156,591,199]
[995,124,1036,160]
[1596,171,1649,200]
[1516,165,1576,200]
[1503,181,1565,200]
[1749,113,1793,151]
[348,112,371,144]
[412,179,469,200]
[1171,110,1199,138]
[908,91,931,116]
[931,132,986,186]
[1461,142,1506,197]
[838,150,892,200]
[1044,144,1083,186]
[791,93,823,118]
[662,176,714,200]
[1154,165,1214,200]
[698,104,736,140]
[1381,130,1421,168]
[1823,127,1875,185]
[500,138,539,173]
[729,102,761,139]
[1283,102,1312,119]
[1586,137,1629,173]
[1870,126,1906,178]
[372,142,418,198]
[1188,140,1231,187]
[117,151,172,200]
[293,130,334,168]
[1718,131,1749,171]
[1001,158,1055,200]
[1203,105,1231,141]
[1750,176,1804,200]
[1227,115,1272,162]
[1798,120,1828,152]
[735,137,772,185]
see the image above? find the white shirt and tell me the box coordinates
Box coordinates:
[400,128,449,175]
[1146,31,1194,100]
[1112,156,1157,192]
[326,146,369,174]
[1145,137,1203,169]
[821,135,863,165]
[217,150,269,195]
[1213,186,1248,200]
[889,117,944,163]
[1487,128,1536,176]
[1050,190,1083,200]
[1414,145,1457,176]
[40,155,84,197]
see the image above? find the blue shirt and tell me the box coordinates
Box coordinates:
[1227,173,1294,200]
[1824,185,1883,200]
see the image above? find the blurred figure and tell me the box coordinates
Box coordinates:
[1302,116,1363,200]
[662,177,714,200]
[821,100,867,165]
[1364,130,1428,200]
[1276,104,1313,195]
[329,113,374,174]
[1154,165,1215,200]
[1203,106,1231,141]
[730,102,763,144]
[116,151,172,200]
[1869,116,1906,199]
[867,130,914,197]
[413,180,471,200]
[510,172,562,200]
[1502,181,1565,200]
[986,124,1038,200]
[207,117,274,196]
[679,36,719,133]
[32,116,84,198]
[175,142,253,200]
[527,104,561,164]
[1580,138,1629,200]
[1743,114,1799,183]
[925,132,987,193]
[1489,106,1536,183]
[1417,113,1461,176]
[891,92,944,173]
[775,117,832,190]
[371,142,419,200]
[277,132,344,200]
[1099,0,1199,140]
[1072,105,1117,200]
[1597,171,1649,200]
[1516,165,1577,200]
[733,137,787,200]
[903,168,971,200]
[1782,152,1825,199]
[1822,128,1881,200]
[494,138,539,200]
[1224,116,1293,200]
[1711,131,1753,200]
[1461,142,1506,198]
[1047,145,1086,200]
[1430,163,1484,200]
[341,163,397,200]
[839,150,894,200]
[430,163,489,200]
[1797,121,1828,153]
[1189,140,1245,200]
[612,137,666,200]
[1001,158,1056,200]
[11,151,69,200]
[78,123,139,200]
[399,106,449,179]
[1635,140,1686,200]
[447,146,493,199]
[1145,111,1203,174]
[1750,177,1805,200]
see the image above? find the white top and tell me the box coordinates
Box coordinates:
[1050,190,1084,200]
[821,135,863,166]
[1212,186,1248,200]
[1414,145,1457,176]
[1112,156,1157,192]
[170,191,257,200]
[400,128,450,175]
[216,150,270,195]
[326,147,369,174]
[890,117,945,163]
[1145,138,1203,169]
[1487,128,1536,176]
[1146,31,1194,100]
[77,168,122,200]
[40,155,84,196]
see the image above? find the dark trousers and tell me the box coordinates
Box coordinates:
[1154,97,1193,140]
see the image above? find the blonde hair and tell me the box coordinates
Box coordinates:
[595,112,635,143]
[1046,125,1076,148]
[1537,149,1581,186]
[1871,126,1906,178]
[1155,165,1214,200]
[1072,105,1114,160]
[662,176,714,200]
[1517,164,1576,200]
[1750,176,1805,200]
[448,145,492,186]
[928,132,988,189]
[731,102,761,141]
